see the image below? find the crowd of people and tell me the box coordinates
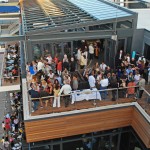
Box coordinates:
[26,41,150,112]
[1,92,24,150]
[3,44,19,84]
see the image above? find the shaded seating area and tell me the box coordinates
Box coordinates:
[2,44,20,86]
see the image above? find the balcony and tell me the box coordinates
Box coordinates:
[0,46,20,86]
[22,79,150,148]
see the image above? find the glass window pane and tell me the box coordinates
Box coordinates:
[53,144,60,150]
[63,140,83,150]
[33,44,42,60]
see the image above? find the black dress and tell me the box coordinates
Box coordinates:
[70,61,76,72]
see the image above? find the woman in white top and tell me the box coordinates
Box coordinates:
[80,54,86,69]
[83,49,88,66]
[126,54,130,63]
[88,43,94,60]
[77,48,81,63]
[63,54,69,63]
[134,71,140,85]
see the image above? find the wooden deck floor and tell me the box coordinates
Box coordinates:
[1,77,20,86]
[31,98,136,116]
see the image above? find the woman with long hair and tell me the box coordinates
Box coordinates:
[72,74,78,90]
[53,79,61,107]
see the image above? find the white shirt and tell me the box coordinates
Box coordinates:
[48,72,54,79]
[47,56,52,64]
[127,56,130,63]
[138,57,146,64]
[12,54,17,58]
[100,64,107,71]
[45,65,52,75]
[59,84,72,95]
[88,75,96,88]
[134,74,140,84]
[119,53,122,59]
[89,45,94,54]
[80,55,86,66]
[7,54,11,59]
[37,62,44,71]
[100,78,109,87]
[77,49,81,60]
[83,51,88,65]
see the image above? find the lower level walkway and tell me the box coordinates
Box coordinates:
[0,53,12,148]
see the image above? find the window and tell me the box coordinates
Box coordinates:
[117,20,132,29]
[89,23,113,30]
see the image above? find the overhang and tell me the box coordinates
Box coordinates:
[20,0,136,35]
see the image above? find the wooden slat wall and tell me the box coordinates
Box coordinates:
[131,108,150,148]
[25,107,133,143]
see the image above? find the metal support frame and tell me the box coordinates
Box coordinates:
[25,16,135,35]
[71,41,73,56]
[41,43,44,57]
[20,0,137,35]
[19,16,26,78]
[26,40,32,62]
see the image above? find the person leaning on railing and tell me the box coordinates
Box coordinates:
[58,80,72,107]
[39,86,51,108]
[110,74,118,101]
[138,76,146,99]
[28,83,40,112]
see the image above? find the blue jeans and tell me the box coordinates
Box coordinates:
[100,86,107,99]
[33,101,39,111]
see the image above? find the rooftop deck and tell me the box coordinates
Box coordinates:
[22,79,150,147]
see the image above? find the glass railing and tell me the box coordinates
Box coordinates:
[27,85,150,116]
[137,87,150,115]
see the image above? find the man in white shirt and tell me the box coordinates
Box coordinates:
[58,81,72,107]
[48,70,54,82]
[138,56,146,64]
[77,48,81,59]
[46,54,52,64]
[100,62,107,72]
[37,60,44,71]
[88,74,96,88]
[100,75,109,99]
[7,53,11,59]
[89,43,94,60]
[134,72,140,85]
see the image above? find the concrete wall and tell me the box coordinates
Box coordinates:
[132,29,144,55]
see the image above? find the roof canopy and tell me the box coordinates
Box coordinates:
[68,0,132,20]
[20,0,136,35]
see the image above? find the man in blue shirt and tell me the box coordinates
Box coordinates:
[28,83,40,112]
[126,66,133,75]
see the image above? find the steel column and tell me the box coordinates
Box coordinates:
[19,17,26,78]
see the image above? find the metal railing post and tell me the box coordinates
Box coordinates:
[74,92,77,110]
[117,88,119,100]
